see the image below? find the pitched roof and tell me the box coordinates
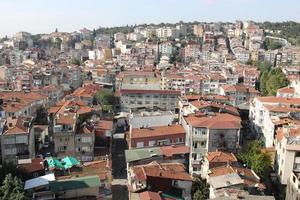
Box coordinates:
[139,191,162,200]
[209,165,263,189]
[184,113,241,129]
[190,100,239,116]
[207,151,238,163]
[256,97,300,105]
[160,145,190,157]
[4,116,33,135]
[132,162,191,181]
[277,86,295,94]
[18,158,44,173]
[130,125,185,139]
[221,85,259,94]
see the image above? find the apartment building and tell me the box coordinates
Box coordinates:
[193,24,204,37]
[127,124,186,149]
[286,171,300,200]
[115,71,161,91]
[274,126,300,184]
[119,89,180,112]
[249,97,300,147]
[219,84,259,106]
[0,91,48,118]
[0,116,35,164]
[49,100,94,159]
[75,124,95,162]
[127,162,192,199]
[156,27,179,39]
[201,151,238,178]
[129,109,175,129]
[182,112,241,174]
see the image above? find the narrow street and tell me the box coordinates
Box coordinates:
[112,132,128,200]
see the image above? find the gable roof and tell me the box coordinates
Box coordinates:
[132,162,191,181]
[207,151,238,163]
[130,125,185,139]
[184,113,241,129]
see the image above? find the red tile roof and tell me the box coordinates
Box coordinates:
[130,125,185,139]
[257,97,300,105]
[277,86,295,94]
[18,158,44,173]
[132,162,192,181]
[139,191,162,200]
[160,145,190,157]
[184,113,241,129]
[207,151,238,163]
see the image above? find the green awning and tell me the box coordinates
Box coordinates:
[46,156,80,170]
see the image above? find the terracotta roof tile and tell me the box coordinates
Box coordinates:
[131,125,185,139]
[132,162,191,181]
[184,113,241,129]
[207,151,238,163]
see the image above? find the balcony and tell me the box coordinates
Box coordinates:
[193,134,207,141]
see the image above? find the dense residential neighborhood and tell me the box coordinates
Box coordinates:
[0,18,300,200]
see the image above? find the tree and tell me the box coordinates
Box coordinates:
[94,90,116,112]
[260,68,289,96]
[52,37,62,49]
[265,68,289,96]
[70,58,80,66]
[35,106,48,125]
[258,61,272,73]
[238,141,272,179]
[192,176,209,200]
[0,174,27,200]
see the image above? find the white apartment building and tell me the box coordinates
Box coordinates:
[0,116,35,164]
[181,113,241,174]
[119,89,180,112]
[274,126,300,184]
[156,27,179,39]
[232,47,250,63]
[286,171,300,200]
[249,97,300,147]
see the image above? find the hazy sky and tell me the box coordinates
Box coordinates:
[0,0,299,36]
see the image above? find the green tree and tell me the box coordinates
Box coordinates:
[260,71,269,96]
[35,106,48,125]
[261,68,289,96]
[52,37,62,49]
[70,58,80,65]
[258,61,272,73]
[268,40,283,50]
[238,141,272,179]
[192,176,209,200]
[0,174,27,200]
[94,90,116,112]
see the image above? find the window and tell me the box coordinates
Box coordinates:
[193,142,198,149]
[82,146,92,152]
[16,135,28,144]
[149,141,155,147]
[136,142,144,148]
[4,137,15,145]
[4,148,17,155]
[82,137,92,143]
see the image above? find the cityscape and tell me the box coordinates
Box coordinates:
[0,1,300,200]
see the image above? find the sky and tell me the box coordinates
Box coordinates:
[0,0,300,36]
